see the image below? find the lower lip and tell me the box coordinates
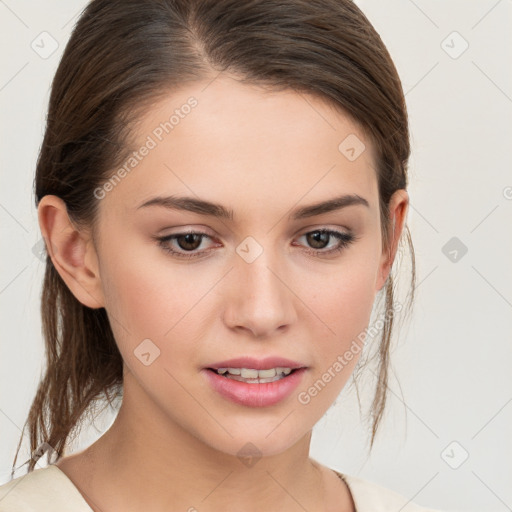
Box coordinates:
[202,368,307,407]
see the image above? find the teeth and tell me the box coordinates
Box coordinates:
[215,367,293,379]
[217,367,241,375]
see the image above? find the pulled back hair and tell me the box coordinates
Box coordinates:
[13,0,415,476]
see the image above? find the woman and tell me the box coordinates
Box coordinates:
[0,0,441,510]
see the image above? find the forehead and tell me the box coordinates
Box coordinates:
[103,74,378,217]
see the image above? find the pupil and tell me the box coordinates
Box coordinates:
[179,233,201,250]
[308,231,328,249]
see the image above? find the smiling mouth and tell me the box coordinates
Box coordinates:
[207,367,300,384]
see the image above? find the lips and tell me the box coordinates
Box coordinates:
[202,366,308,407]
[205,356,307,371]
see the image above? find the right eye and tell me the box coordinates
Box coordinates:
[156,231,219,259]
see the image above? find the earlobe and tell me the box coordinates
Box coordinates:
[375,189,409,292]
[37,195,105,309]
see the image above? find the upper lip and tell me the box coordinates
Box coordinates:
[206,356,307,371]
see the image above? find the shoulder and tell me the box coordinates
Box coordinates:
[335,471,444,512]
[0,465,92,512]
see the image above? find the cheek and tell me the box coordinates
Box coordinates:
[98,245,213,370]
[98,248,171,344]
[305,254,379,339]
[310,278,375,383]
[299,242,380,392]
[294,262,378,413]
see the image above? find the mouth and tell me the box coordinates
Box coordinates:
[206,367,302,384]
[202,366,308,407]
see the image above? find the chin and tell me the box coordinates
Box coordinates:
[200,425,309,462]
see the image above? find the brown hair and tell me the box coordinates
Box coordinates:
[13,0,415,476]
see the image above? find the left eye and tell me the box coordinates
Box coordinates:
[294,229,356,255]
[156,228,356,260]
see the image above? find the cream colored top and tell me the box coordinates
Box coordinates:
[0,464,442,511]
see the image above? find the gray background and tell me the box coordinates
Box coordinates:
[1,1,511,511]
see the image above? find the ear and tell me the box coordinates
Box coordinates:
[375,189,409,292]
[37,195,105,309]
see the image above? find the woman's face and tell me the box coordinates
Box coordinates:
[88,74,404,458]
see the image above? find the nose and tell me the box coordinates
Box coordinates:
[222,252,297,338]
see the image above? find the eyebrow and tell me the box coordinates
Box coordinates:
[136,193,369,220]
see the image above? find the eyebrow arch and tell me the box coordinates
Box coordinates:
[136,194,369,221]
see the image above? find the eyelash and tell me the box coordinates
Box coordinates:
[155,228,357,260]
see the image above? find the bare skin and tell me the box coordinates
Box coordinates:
[56,438,356,512]
[40,73,408,512]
